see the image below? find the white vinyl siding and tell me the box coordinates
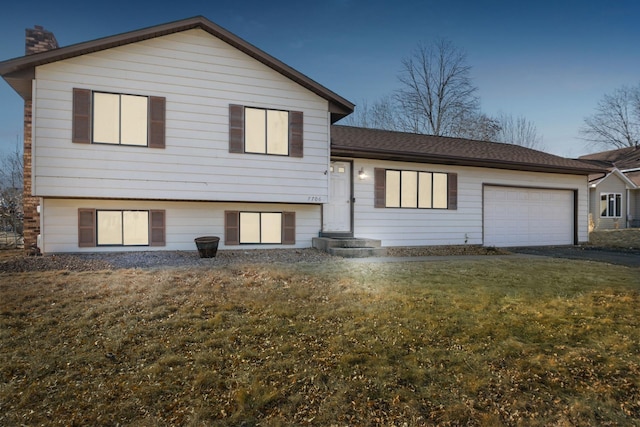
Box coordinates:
[32,29,330,204]
[40,199,319,253]
[352,160,589,247]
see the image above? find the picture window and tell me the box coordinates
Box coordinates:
[385,169,449,209]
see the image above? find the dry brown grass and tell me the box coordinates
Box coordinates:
[589,228,640,249]
[1,258,639,426]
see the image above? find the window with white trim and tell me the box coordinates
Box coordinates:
[385,170,449,209]
[97,210,149,246]
[600,193,622,217]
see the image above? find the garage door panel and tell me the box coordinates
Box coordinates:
[484,186,573,247]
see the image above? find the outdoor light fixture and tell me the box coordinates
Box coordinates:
[358,167,367,180]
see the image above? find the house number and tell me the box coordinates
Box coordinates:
[307,196,323,202]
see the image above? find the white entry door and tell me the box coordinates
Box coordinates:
[323,161,351,232]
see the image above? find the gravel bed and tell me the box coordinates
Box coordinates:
[0,245,509,273]
[0,248,337,273]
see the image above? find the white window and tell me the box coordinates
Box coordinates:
[600,193,622,217]
[93,93,148,146]
[239,212,282,244]
[244,107,289,155]
[97,210,149,246]
[385,170,449,209]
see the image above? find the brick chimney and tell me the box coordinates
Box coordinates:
[25,25,59,55]
[23,26,59,253]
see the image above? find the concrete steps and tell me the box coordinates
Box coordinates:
[312,237,386,258]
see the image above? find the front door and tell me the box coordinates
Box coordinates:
[323,161,351,232]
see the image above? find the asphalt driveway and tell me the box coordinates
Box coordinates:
[510,246,640,268]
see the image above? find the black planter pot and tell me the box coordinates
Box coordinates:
[194,236,220,258]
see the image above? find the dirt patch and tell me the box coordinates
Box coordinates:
[589,229,640,249]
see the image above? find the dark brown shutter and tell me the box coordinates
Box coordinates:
[229,105,244,153]
[374,168,386,208]
[225,211,240,245]
[72,88,91,144]
[78,208,96,247]
[289,111,303,158]
[149,210,166,246]
[282,212,296,244]
[447,173,458,210]
[149,97,166,149]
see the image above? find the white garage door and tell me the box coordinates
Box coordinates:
[484,186,574,247]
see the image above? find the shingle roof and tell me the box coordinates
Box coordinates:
[331,125,604,175]
[0,16,354,122]
[579,146,640,171]
[625,171,640,186]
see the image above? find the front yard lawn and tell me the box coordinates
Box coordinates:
[1,258,639,426]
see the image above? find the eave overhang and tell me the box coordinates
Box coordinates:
[0,16,354,122]
[331,145,607,176]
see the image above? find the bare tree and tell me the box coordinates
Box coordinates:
[452,112,501,141]
[0,141,24,239]
[494,113,545,150]
[340,96,401,130]
[580,85,640,149]
[395,39,479,136]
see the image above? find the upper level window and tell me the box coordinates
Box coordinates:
[245,107,289,155]
[229,104,303,157]
[385,170,449,209]
[600,193,621,217]
[72,88,165,148]
[93,93,148,146]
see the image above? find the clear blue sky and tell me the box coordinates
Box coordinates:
[1,0,638,157]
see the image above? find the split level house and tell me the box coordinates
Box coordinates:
[579,147,640,230]
[0,16,604,254]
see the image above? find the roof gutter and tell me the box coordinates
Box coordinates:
[331,145,607,176]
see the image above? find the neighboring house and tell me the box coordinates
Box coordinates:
[0,16,603,253]
[579,147,640,229]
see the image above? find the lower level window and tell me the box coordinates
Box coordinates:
[97,210,149,245]
[240,212,282,244]
[600,193,621,217]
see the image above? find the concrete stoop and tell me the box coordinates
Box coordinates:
[312,237,386,258]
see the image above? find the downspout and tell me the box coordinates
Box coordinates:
[627,188,631,228]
